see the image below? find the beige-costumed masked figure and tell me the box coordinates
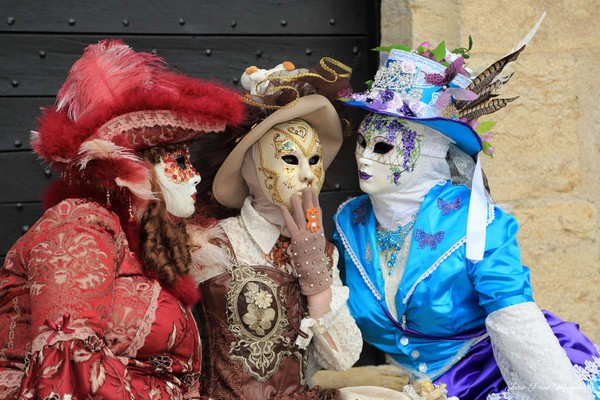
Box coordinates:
[188,60,364,400]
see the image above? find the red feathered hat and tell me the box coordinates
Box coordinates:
[32,39,244,202]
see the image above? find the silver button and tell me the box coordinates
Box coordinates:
[410,350,420,359]
[418,362,427,373]
[400,337,409,346]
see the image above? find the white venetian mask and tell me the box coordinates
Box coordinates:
[153,146,201,218]
[355,113,422,195]
[253,118,324,209]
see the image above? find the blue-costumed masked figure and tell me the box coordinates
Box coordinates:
[333,15,600,400]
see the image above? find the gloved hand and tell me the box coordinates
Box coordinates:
[280,187,332,296]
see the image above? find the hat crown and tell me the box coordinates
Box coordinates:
[369,49,471,119]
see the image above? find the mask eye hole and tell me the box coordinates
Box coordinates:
[174,155,188,170]
[373,142,394,155]
[357,134,366,148]
[281,155,299,165]
[308,155,321,165]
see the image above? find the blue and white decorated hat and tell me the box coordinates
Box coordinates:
[342,13,545,261]
[342,46,484,156]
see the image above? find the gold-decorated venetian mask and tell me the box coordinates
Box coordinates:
[253,118,324,209]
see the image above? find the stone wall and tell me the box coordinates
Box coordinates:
[381,0,600,342]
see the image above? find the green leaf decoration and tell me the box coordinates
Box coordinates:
[451,36,473,59]
[482,142,494,158]
[475,120,496,134]
[417,46,428,54]
[365,80,374,90]
[432,41,446,61]
[372,45,412,53]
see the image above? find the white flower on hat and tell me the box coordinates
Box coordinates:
[400,59,416,74]
[444,50,461,64]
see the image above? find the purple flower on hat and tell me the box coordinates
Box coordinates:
[398,101,417,117]
[485,146,495,155]
[337,87,353,99]
[381,89,395,103]
[370,99,386,111]
[352,92,368,102]
[482,131,493,142]
[424,72,446,86]
[423,57,465,87]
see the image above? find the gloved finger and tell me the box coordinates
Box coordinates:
[290,193,305,227]
[301,187,315,210]
[310,188,324,225]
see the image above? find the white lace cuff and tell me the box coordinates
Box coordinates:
[296,259,362,371]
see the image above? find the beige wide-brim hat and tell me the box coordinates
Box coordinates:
[213,94,343,209]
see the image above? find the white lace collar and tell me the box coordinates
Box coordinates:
[240,196,281,254]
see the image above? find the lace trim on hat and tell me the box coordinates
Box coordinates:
[96,109,226,149]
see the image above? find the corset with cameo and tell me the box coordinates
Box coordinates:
[197,245,338,400]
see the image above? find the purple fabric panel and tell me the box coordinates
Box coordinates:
[434,310,599,400]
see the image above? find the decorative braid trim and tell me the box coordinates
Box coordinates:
[403,204,495,304]
[31,325,99,354]
[335,198,382,301]
[123,280,162,358]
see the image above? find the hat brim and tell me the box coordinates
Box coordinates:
[343,99,482,156]
[96,110,227,151]
[213,94,343,209]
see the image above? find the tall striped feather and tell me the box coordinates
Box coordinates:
[465,45,525,95]
[455,73,513,111]
[459,97,518,121]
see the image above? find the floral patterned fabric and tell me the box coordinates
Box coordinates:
[0,199,201,399]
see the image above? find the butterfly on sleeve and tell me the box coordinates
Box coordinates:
[415,229,445,250]
[437,196,462,215]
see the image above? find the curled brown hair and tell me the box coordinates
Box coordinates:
[139,144,192,285]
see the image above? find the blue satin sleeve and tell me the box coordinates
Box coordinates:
[467,206,533,314]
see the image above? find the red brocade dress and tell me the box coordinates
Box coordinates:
[0,199,202,399]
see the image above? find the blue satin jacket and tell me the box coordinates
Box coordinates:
[333,181,533,379]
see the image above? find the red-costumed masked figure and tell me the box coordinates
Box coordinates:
[0,40,243,399]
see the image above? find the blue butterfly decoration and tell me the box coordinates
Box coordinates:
[352,198,369,225]
[437,196,462,215]
[415,229,444,250]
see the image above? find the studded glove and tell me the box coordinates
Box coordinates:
[280,188,332,296]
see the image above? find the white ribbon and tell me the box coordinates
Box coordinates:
[466,156,487,261]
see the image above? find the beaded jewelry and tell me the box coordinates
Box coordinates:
[376,213,418,274]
